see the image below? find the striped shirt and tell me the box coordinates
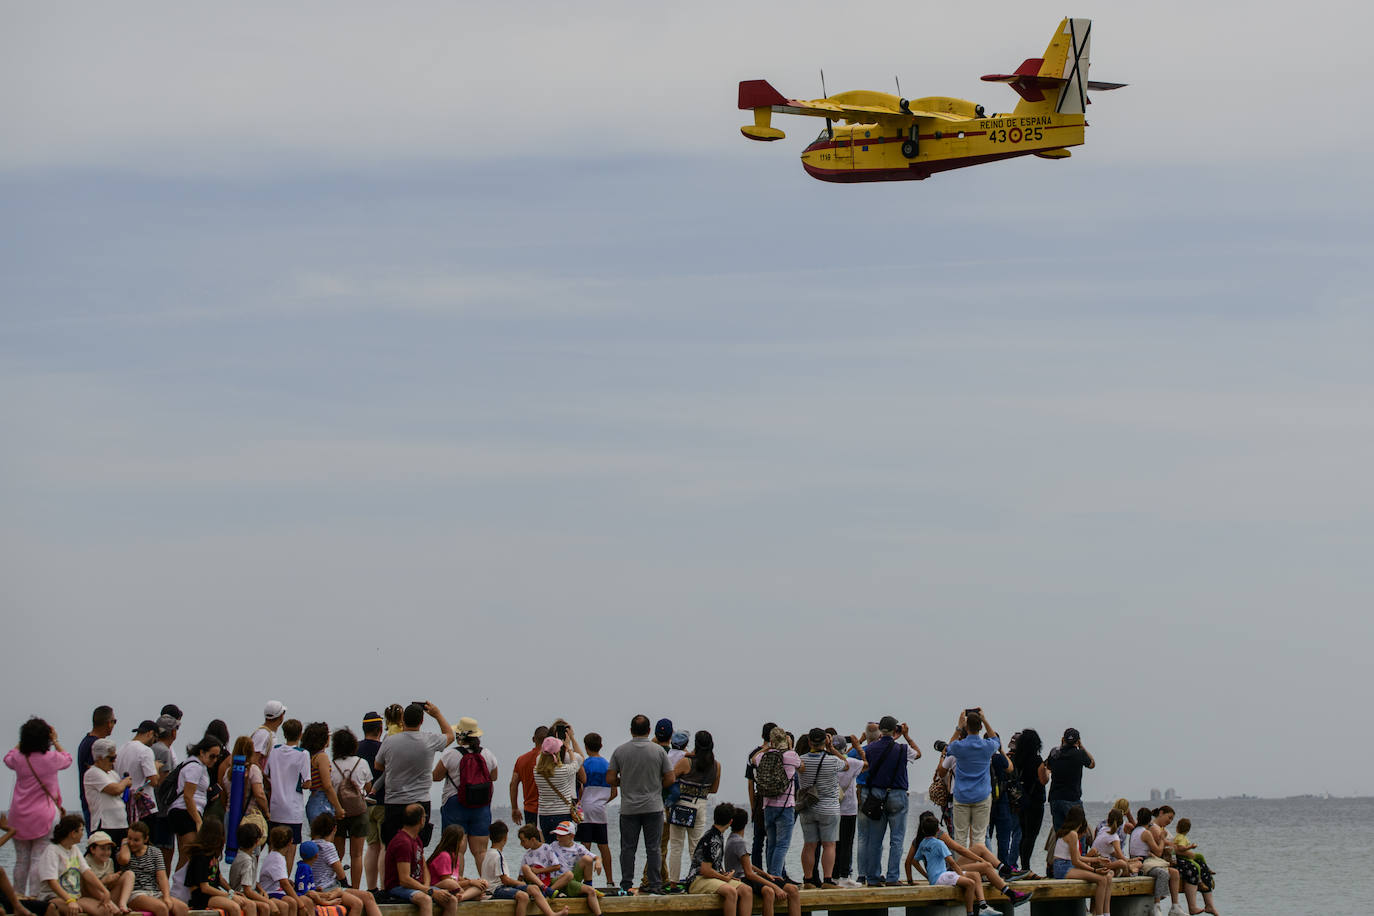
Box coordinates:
[534,756,582,817]
[126,848,165,896]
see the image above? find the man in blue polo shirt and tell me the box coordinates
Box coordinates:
[943,707,1001,861]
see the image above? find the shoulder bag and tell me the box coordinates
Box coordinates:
[26,756,66,817]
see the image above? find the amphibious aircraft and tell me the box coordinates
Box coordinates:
[737,17,1124,182]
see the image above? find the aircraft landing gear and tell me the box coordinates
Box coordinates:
[901,126,919,159]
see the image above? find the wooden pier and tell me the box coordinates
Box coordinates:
[188,878,1158,916]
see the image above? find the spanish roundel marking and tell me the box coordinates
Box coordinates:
[1009,127,1023,142]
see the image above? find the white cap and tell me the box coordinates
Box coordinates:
[264,700,287,719]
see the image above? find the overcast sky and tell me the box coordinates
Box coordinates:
[3,1,1371,806]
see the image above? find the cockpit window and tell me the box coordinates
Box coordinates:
[815,128,833,142]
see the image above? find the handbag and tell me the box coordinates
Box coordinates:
[547,777,584,823]
[927,765,951,807]
[127,787,158,824]
[795,755,825,813]
[861,740,899,820]
[667,803,697,828]
[25,756,66,817]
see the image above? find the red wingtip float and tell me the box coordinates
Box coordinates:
[737,17,1125,182]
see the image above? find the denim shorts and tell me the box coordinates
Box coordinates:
[799,810,840,843]
[491,886,522,900]
[1051,858,1072,880]
[440,796,492,836]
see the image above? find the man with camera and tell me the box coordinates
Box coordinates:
[375,702,454,848]
[857,715,921,886]
[1040,727,1095,831]
[942,707,1001,862]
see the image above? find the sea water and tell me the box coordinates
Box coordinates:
[4,796,1367,914]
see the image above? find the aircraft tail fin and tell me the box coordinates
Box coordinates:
[981,18,1123,116]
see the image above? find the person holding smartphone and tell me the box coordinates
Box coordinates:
[1039,728,1094,832]
[374,703,453,850]
[941,708,1001,867]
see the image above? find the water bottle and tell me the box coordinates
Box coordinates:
[122,772,131,804]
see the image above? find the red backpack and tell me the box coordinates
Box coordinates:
[456,749,492,808]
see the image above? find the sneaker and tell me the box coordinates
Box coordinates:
[1007,889,1033,908]
[998,863,1014,880]
[1168,905,1186,916]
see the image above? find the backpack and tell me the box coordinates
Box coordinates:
[754,749,789,799]
[456,749,492,808]
[155,761,192,816]
[334,759,367,817]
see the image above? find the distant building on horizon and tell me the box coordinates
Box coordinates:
[1165,788,1177,801]
[1150,788,1162,801]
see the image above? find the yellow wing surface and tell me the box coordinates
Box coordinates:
[737,82,977,141]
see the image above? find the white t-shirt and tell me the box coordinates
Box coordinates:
[331,755,371,798]
[83,767,129,830]
[437,748,499,803]
[479,847,511,896]
[171,759,209,813]
[36,842,86,901]
[251,727,276,760]
[837,756,865,816]
[265,745,310,823]
[115,740,159,802]
[260,850,289,895]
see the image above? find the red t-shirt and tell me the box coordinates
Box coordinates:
[385,830,423,893]
[514,747,540,811]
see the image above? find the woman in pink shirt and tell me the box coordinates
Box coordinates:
[4,717,73,896]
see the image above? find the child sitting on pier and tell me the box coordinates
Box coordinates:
[516,824,602,916]
[425,826,485,901]
[725,808,799,916]
[1089,808,1137,876]
[479,821,569,916]
[905,813,986,916]
[1172,818,1218,916]
[306,814,387,916]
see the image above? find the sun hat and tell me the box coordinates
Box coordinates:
[455,717,483,738]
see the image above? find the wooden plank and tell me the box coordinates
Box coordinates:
[179,878,1154,916]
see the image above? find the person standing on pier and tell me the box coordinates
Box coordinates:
[857,716,921,886]
[1041,728,1094,831]
[942,708,1001,868]
[77,707,116,833]
[607,714,675,895]
[375,702,453,851]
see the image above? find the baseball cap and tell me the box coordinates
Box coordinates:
[1063,727,1081,743]
[87,831,115,848]
[264,700,287,719]
[132,719,158,735]
[654,718,674,740]
[670,730,689,750]
[92,738,118,760]
[155,714,180,736]
[299,841,319,860]
[878,715,899,732]
[541,736,564,755]
[552,821,576,836]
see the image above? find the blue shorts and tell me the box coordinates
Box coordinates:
[269,821,304,845]
[1051,858,1072,880]
[440,796,492,837]
[386,889,422,905]
[491,887,523,900]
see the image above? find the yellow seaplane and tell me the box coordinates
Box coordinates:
[738,17,1124,182]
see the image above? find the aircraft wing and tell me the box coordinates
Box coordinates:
[739,80,921,127]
